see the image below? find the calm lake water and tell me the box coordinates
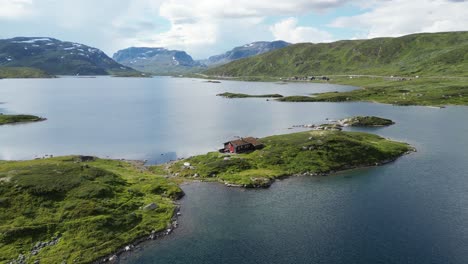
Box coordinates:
[1,77,468,263]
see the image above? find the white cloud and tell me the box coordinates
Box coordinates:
[270,17,333,43]
[2,0,466,59]
[128,0,349,57]
[0,0,350,57]
[330,0,468,39]
[0,0,33,19]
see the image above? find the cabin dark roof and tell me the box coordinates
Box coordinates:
[225,137,262,147]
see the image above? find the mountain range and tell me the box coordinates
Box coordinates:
[1,32,467,78]
[0,37,137,76]
[112,40,291,74]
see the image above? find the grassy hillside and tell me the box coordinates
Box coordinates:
[0,156,183,264]
[163,130,412,187]
[205,32,468,77]
[0,67,51,78]
[277,76,468,106]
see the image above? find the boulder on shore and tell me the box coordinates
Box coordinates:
[143,203,158,210]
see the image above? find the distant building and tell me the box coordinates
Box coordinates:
[222,137,264,153]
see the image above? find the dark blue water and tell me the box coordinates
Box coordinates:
[120,105,468,264]
[1,77,467,263]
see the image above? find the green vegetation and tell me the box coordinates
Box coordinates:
[204,32,468,106]
[339,116,394,127]
[163,131,412,188]
[205,32,468,77]
[217,92,284,98]
[0,130,412,262]
[0,156,183,263]
[0,114,46,125]
[0,67,52,78]
[278,77,468,106]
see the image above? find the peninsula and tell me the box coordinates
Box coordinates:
[162,130,412,188]
[0,130,412,263]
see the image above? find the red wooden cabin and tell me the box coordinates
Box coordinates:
[222,137,263,154]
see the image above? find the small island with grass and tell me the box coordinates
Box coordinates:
[338,116,395,127]
[0,114,46,125]
[162,130,413,188]
[217,92,284,98]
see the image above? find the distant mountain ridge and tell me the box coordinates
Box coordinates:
[113,40,290,75]
[113,47,204,75]
[0,37,136,75]
[201,40,291,66]
[205,32,468,77]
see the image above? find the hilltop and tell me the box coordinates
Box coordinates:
[205,32,468,77]
[0,37,138,76]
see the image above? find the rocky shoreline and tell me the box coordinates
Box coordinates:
[94,204,182,264]
[222,148,415,189]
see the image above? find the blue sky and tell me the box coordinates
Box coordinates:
[0,0,467,59]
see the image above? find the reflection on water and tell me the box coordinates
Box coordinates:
[1,77,468,263]
[0,77,356,162]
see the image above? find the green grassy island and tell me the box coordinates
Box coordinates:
[162,130,412,188]
[0,114,46,125]
[0,156,183,264]
[217,92,284,98]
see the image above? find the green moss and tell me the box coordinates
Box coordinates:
[0,114,46,125]
[0,156,183,264]
[163,130,412,187]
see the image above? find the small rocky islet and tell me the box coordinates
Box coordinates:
[293,116,395,131]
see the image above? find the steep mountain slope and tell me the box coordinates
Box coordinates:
[0,37,137,75]
[205,32,468,77]
[113,47,204,75]
[202,40,290,66]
